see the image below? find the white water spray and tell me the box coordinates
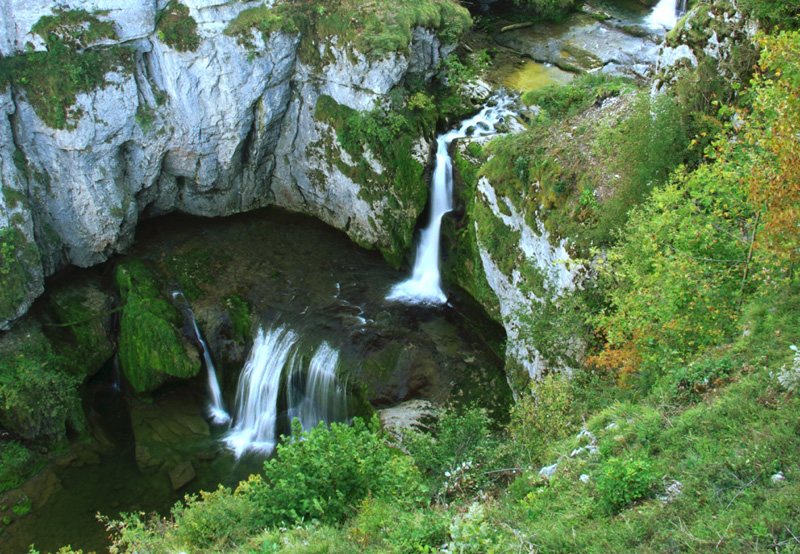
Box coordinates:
[647,0,683,29]
[172,292,230,424]
[287,341,346,432]
[224,326,298,457]
[388,95,516,304]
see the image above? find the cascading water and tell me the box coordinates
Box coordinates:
[388,95,516,304]
[224,326,347,457]
[287,341,347,432]
[224,326,298,457]
[647,0,683,28]
[172,291,230,424]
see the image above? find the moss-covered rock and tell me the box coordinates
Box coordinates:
[0,441,45,495]
[0,226,42,327]
[0,321,85,444]
[115,259,200,394]
[44,275,115,378]
[156,1,200,52]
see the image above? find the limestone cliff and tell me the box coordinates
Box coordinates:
[0,0,461,329]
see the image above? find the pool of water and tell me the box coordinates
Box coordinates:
[5,208,511,553]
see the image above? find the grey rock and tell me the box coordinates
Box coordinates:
[0,0,449,327]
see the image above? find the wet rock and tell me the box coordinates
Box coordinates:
[128,389,210,472]
[169,461,196,491]
[493,13,659,78]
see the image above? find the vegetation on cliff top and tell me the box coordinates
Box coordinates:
[0,9,133,129]
[156,1,200,52]
[225,0,471,59]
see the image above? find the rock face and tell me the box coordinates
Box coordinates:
[652,0,758,89]
[474,177,580,392]
[0,1,455,329]
[493,13,660,79]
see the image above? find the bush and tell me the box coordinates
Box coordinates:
[171,486,260,550]
[156,1,200,52]
[403,406,502,498]
[245,417,426,526]
[595,456,655,513]
[508,373,577,464]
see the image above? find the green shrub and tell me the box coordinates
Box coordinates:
[245,417,426,526]
[172,486,261,550]
[403,406,503,499]
[508,373,577,464]
[0,442,43,494]
[0,329,84,443]
[156,1,200,52]
[595,456,655,513]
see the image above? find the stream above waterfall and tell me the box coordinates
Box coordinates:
[5,208,510,554]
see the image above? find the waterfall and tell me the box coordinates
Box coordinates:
[223,326,347,457]
[287,341,346,432]
[388,95,516,304]
[224,326,298,457]
[647,0,682,28]
[172,291,230,424]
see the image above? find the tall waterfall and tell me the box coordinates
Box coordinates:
[388,95,516,304]
[287,341,346,432]
[172,292,230,424]
[647,0,683,28]
[224,326,347,457]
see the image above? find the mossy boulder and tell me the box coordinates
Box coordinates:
[0,321,85,444]
[44,275,115,378]
[115,259,200,394]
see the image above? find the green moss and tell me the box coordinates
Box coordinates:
[225,0,471,61]
[12,494,33,517]
[164,248,213,300]
[115,259,200,394]
[0,10,133,130]
[1,185,25,210]
[223,294,252,344]
[0,442,45,495]
[0,227,41,323]
[0,324,85,444]
[45,279,115,378]
[156,1,200,52]
[444,147,501,319]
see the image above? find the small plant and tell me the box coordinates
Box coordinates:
[774,345,800,392]
[156,1,200,52]
[13,494,33,517]
[595,455,655,513]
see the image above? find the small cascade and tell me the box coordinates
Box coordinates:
[287,341,347,432]
[388,94,516,304]
[224,326,347,457]
[647,0,682,28]
[172,291,230,424]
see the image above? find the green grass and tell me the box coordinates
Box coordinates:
[0,10,133,129]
